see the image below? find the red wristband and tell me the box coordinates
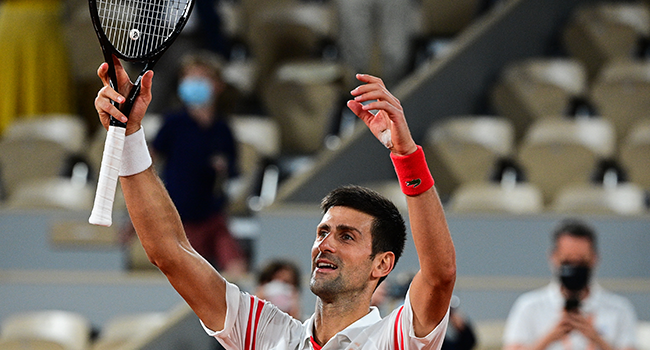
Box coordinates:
[390,145,435,196]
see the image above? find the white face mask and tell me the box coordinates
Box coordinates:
[177,77,214,108]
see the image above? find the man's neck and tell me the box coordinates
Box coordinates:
[189,105,216,128]
[311,296,371,346]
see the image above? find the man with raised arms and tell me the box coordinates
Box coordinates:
[94,58,456,350]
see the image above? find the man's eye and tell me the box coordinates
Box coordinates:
[342,233,353,241]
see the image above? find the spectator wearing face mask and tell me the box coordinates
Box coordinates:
[502,219,638,350]
[255,259,302,319]
[150,51,247,278]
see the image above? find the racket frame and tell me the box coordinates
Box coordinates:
[88,0,194,226]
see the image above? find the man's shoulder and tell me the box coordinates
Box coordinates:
[593,285,637,312]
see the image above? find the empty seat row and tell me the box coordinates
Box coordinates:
[217,0,490,156]
[491,58,650,142]
[0,309,170,350]
[0,113,284,218]
[448,181,647,215]
[562,1,650,79]
[423,115,649,214]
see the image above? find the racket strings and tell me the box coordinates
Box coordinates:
[97,0,190,58]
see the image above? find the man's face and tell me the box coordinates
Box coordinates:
[551,234,598,270]
[309,206,378,301]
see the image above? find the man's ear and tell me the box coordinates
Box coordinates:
[372,251,395,279]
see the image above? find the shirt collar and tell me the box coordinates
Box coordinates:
[302,307,383,349]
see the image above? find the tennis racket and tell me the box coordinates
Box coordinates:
[88,0,194,226]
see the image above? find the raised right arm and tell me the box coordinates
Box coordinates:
[94,59,228,331]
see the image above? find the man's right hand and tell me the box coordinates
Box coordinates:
[94,56,153,136]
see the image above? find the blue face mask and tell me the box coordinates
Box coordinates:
[178,77,214,108]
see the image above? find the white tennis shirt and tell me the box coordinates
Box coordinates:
[503,282,637,350]
[202,281,450,350]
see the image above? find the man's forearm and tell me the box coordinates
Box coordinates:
[119,167,188,267]
[405,186,456,336]
[119,166,230,332]
[407,187,456,283]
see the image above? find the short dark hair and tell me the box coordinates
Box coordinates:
[320,185,406,285]
[258,259,301,290]
[179,50,224,82]
[551,218,598,254]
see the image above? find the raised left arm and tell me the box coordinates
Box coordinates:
[348,74,456,337]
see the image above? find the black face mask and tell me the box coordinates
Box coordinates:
[558,264,591,312]
[559,264,591,292]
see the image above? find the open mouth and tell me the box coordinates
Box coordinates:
[314,258,339,272]
[316,262,338,270]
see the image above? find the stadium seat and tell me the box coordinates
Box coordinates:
[92,313,167,350]
[0,139,73,200]
[0,114,87,199]
[517,117,616,204]
[362,181,408,213]
[562,2,650,79]
[2,114,86,153]
[418,0,483,37]
[552,183,646,215]
[0,310,91,350]
[619,119,650,190]
[260,61,348,154]
[240,0,337,92]
[590,61,650,141]
[426,116,514,185]
[490,58,588,140]
[448,182,543,214]
[228,115,281,213]
[5,177,94,211]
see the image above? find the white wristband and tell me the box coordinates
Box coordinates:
[119,127,152,177]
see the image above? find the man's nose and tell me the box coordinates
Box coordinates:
[317,233,336,253]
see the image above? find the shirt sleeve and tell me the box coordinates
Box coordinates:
[392,288,450,350]
[201,281,302,350]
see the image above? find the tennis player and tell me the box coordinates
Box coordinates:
[94,59,456,350]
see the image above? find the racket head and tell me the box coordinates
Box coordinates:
[88,0,195,62]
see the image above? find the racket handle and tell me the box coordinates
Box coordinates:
[89,125,126,227]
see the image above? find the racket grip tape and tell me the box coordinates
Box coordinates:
[89,125,126,227]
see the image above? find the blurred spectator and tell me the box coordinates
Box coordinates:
[255,259,302,319]
[334,0,417,87]
[147,0,232,114]
[0,0,74,135]
[151,51,247,277]
[503,218,638,350]
[443,296,477,350]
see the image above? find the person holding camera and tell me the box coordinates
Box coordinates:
[502,219,638,350]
